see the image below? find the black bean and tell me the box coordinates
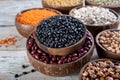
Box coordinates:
[35,16,85,48]
[14,74,19,78]
[22,65,29,69]
[31,69,36,72]
[22,72,29,75]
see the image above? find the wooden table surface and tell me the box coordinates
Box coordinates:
[0,0,119,80]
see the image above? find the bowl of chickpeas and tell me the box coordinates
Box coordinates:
[96,29,120,60]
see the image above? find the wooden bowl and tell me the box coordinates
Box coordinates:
[34,32,87,56]
[34,15,87,56]
[26,31,94,76]
[42,0,83,14]
[86,0,120,14]
[15,8,61,38]
[69,6,120,38]
[79,59,120,80]
[96,29,120,60]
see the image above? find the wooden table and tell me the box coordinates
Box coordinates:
[0,0,119,80]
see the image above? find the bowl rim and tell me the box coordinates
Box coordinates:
[69,5,119,27]
[79,58,120,79]
[86,0,120,8]
[15,7,62,27]
[34,15,87,49]
[96,29,120,57]
[26,30,94,66]
[42,0,83,9]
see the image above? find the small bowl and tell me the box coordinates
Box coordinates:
[15,8,61,38]
[34,15,87,56]
[85,0,120,14]
[96,29,120,60]
[79,59,120,80]
[26,31,94,76]
[42,0,83,14]
[69,6,120,38]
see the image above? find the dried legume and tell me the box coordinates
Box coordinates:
[99,30,120,54]
[27,31,92,64]
[82,60,120,79]
[16,9,59,26]
[0,36,17,48]
[14,69,36,78]
[87,0,120,6]
[43,0,82,7]
[35,16,86,48]
[70,6,117,25]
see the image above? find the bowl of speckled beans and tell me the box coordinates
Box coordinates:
[96,29,120,60]
[79,59,120,80]
[69,6,119,38]
[85,0,120,14]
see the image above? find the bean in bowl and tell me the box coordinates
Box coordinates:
[27,31,92,64]
[70,6,117,25]
[87,0,120,7]
[81,59,120,80]
[99,30,120,54]
[35,16,86,48]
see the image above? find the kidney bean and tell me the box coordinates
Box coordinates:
[37,49,42,54]
[27,32,92,64]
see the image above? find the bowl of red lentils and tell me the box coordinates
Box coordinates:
[26,30,94,76]
[79,59,120,80]
[86,0,120,14]
[15,8,61,38]
[96,29,120,60]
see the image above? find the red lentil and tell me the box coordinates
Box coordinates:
[0,36,17,48]
[16,9,59,26]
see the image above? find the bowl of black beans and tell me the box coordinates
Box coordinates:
[34,15,87,56]
[26,30,94,76]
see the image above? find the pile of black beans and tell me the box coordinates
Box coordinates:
[27,31,92,64]
[35,16,86,48]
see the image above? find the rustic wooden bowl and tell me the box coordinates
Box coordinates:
[15,8,61,38]
[79,59,120,80]
[34,15,87,56]
[86,0,120,14]
[96,29,120,60]
[42,0,83,14]
[69,6,120,38]
[26,31,94,76]
[34,32,87,56]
